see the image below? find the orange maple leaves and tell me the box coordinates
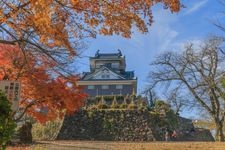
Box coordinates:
[0,0,181,123]
[0,0,181,56]
[0,44,86,123]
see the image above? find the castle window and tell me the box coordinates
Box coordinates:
[112,63,119,68]
[116,85,123,89]
[101,74,110,79]
[101,70,110,79]
[96,64,101,68]
[87,85,95,89]
[102,85,109,89]
[105,63,111,68]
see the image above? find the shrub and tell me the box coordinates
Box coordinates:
[127,103,138,109]
[97,104,108,109]
[120,104,128,109]
[87,105,98,110]
[0,91,16,150]
[154,100,171,113]
[111,97,120,109]
[111,104,120,109]
[97,96,108,109]
[138,101,148,111]
[138,106,148,111]
[32,119,63,141]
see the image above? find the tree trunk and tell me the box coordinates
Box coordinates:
[19,122,33,143]
[215,119,224,141]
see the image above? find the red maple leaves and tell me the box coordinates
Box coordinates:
[0,44,86,123]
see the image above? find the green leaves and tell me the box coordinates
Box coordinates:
[0,91,16,150]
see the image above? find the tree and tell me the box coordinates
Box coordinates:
[152,100,178,131]
[0,44,86,123]
[0,1,182,123]
[0,0,181,61]
[0,0,181,123]
[0,91,16,150]
[142,88,158,107]
[149,37,225,141]
[165,88,188,115]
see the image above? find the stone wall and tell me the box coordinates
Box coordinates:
[176,117,214,141]
[57,110,214,141]
[57,110,155,141]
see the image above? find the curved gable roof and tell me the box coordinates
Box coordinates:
[82,66,126,80]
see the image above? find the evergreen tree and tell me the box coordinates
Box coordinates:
[0,91,16,150]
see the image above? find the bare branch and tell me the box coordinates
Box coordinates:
[148,36,225,141]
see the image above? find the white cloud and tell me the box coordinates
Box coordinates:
[79,7,205,92]
[167,38,204,53]
[185,0,208,15]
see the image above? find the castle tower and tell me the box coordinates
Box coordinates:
[77,50,137,97]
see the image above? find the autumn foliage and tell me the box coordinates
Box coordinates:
[0,0,181,56]
[0,44,86,123]
[0,1,181,123]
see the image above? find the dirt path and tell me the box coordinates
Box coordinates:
[7,141,225,150]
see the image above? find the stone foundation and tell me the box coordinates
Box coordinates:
[57,110,214,141]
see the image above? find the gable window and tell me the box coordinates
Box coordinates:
[101,69,110,79]
[101,75,105,78]
[102,85,109,89]
[101,74,110,79]
[88,85,95,89]
[116,85,123,89]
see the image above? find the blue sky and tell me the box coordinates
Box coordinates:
[76,0,225,118]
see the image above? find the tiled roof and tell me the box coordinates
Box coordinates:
[120,71,135,79]
[91,50,123,59]
[80,66,135,80]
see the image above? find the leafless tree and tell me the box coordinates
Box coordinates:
[142,88,158,107]
[165,88,188,115]
[149,37,225,141]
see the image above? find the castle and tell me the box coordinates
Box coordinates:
[77,50,137,97]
